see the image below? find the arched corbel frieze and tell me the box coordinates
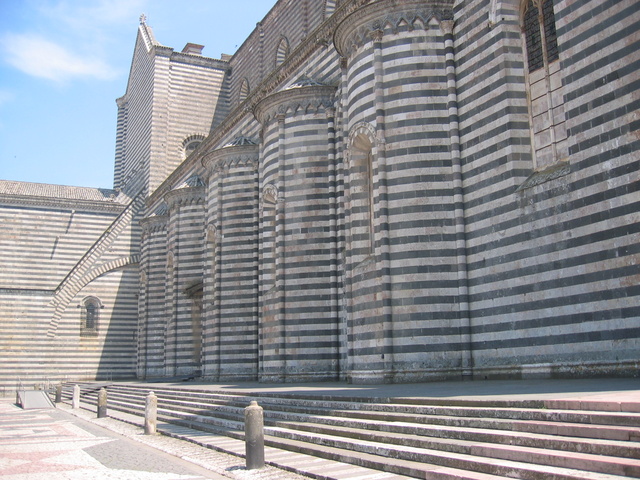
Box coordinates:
[334,0,454,57]
[252,83,337,126]
[202,140,260,178]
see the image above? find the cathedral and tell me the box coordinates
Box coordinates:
[1,0,638,392]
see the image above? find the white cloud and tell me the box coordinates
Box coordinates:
[37,0,146,31]
[1,33,118,82]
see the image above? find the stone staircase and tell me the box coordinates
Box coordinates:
[61,382,640,480]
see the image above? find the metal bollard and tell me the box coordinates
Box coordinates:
[55,384,62,403]
[72,384,80,409]
[244,400,265,470]
[145,391,157,435]
[97,387,107,418]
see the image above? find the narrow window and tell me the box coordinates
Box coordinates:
[324,0,337,17]
[261,184,278,289]
[275,37,289,68]
[522,0,567,169]
[80,297,101,336]
[349,133,375,260]
[239,78,250,103]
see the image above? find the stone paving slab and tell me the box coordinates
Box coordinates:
[57,400,412,480]
[0,399,225,480]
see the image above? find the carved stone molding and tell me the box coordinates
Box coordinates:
[202,143,259,176]
[334,0,454,57]
[345,121,377,169]
[516,161,571,192]
[253,84,337,125]
[164,186,206,210]
[140,214,168,234]
[0,194,127,214]
[440,19,454,35]
[262,183,279,205]
[206,224,218,244]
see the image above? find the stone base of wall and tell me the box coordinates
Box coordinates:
[473,360,640,381]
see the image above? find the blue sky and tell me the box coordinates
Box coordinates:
[0,0,273,189]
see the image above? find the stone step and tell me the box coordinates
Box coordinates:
[126,392,639,460]
[261,427,635,480]
[264,424,640,478]
[62,383,640,480]
[100,395,640,478]
[108,384,640,427]
[103,386,640,442]
[273,417,640,459]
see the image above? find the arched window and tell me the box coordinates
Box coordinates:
[182,134,205,159]
[349,132,375,260]
[239,78,250,103]
[80,296,102,336]
[261,184,278,289]
[275,37,289,68]
[522,0,567,169]
[324,0,337,18]
[206,225,218,301]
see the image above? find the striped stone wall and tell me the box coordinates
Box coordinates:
[114,25,155,196]
[454,0,640,379]
[0,183,138,393]
[164,180,206,377]
[138,211,169,378]
[115,22,227,197]
[254,83,341,381]
[202,142,260,380]
[138,0,639,383]
[228,0,326,110]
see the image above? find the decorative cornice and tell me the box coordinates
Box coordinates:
[170,50,229,70]
[164,186,206,209]
[140,214,168,233]
[0,194,127,214]
[334,0,454,57]
[253,84,337,125]
[202,143,259,175]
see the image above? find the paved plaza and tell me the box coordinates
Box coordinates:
[1,378,639,479]
[0,398,309,480]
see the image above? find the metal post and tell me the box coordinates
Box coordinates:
[72,384,80,409]
[55,384,62,403]
[145,391,157,435]
[244,400,265,470]
[97,387,107,418]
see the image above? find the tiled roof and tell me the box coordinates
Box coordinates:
[0,180,126,204]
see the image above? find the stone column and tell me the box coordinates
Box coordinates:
[244,401,265,469]
[441,19,473,379]
[72,384,80,409]
[97,387,107,418]
[145,391,158,435]
[371,28,394,380]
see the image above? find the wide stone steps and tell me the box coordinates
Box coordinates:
[61,383,640,480]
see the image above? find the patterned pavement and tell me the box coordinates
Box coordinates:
[0,398,313,480]
[0,400,228,480]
